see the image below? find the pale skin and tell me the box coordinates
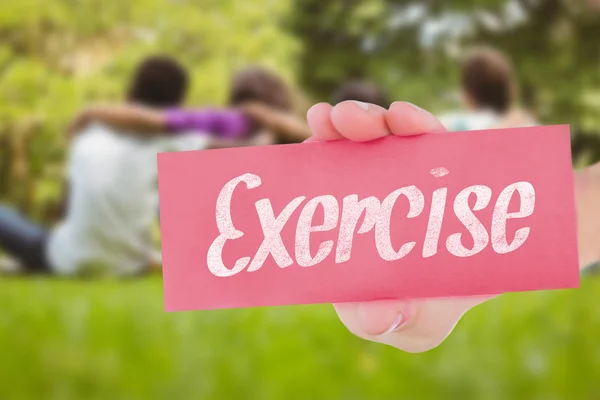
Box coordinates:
[306,100,599,353]
[67,103,311,145]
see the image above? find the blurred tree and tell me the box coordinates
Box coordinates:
[289,0,600,162]
[2,0,600,219]
[0,0,299,220]
[288,1,456,107]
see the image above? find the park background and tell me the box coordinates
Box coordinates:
[1,0,600,398]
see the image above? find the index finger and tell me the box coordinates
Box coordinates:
[385,101,447,136]
[306,102,343,142]
[330,101,391,142]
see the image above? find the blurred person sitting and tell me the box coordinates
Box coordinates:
[332,80,390,109]
[69,66,310,147]
[0,55,234,277]
[439,46,537,131]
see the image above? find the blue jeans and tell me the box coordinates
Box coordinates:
[0,205,50,273]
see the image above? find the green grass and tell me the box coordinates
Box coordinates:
[1,276,599,400]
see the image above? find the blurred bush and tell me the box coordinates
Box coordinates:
[2,0,600,220]
[2,0,600,218]
[289,0,600,164]
[0,0,299,221]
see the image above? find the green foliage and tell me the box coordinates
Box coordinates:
[2,0,600,215]
[289,0,600,155]
[1,276,600,399]
[0,0,299,216]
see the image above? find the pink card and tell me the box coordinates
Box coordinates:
[157,125,579,311]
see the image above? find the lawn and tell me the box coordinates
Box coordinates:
[1,275,599,400]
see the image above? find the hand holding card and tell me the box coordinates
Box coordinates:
[308,101,576,352]
[157,100,579,352]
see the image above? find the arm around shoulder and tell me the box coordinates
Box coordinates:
[68,105,167,139]
[240,103,311,143]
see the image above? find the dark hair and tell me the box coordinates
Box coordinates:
[461,47,514,114]
[333,80,390,108]
[228,66,293,111]
[127,56,189,108]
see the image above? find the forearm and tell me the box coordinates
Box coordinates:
[268,113,311,142]
[75,105,166,136]
[241,104,311,143]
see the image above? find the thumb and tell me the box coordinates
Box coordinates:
[334,295,496,353]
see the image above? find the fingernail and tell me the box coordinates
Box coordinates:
[352,101,370,111]
[403,101,428,113]
[391,101,430,114]
[381,312,405,335]
[351,101,387,116]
